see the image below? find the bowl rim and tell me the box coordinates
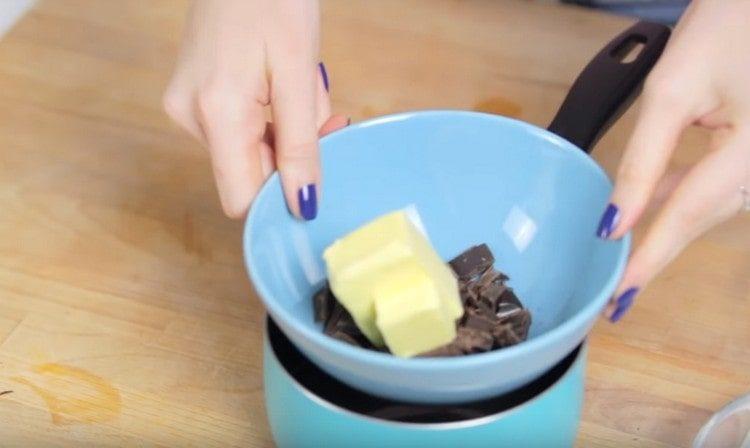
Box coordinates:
[265,317,586,430]
[244,109,631,370]
[692,392,750,447]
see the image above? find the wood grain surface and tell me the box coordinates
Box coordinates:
[0,1,747,446]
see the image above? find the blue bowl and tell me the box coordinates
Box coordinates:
[245,110,629,403]
[264,317,586,447]
[245,20,672,403]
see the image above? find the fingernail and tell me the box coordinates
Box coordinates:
[298,184,318,221]
[346,117,351,126]
[597,203,620,239]
[319,62,329,92]
[609,287,639,323]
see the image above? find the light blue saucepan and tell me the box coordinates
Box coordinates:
[264,317,586,448]
[245,21,670,403]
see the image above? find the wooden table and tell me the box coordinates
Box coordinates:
[0,1,747,446]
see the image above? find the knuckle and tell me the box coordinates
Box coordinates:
[162,86,190,122]
[275,141,317,167]
[197,77,239,117]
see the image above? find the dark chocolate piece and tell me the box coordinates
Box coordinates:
[449,244,495,280]
[509,309,532,341]
[475,300,495,320]
[315,242,532,358]
[313,282,334,323]
[419,343,464,357]
[330,331,361,346]
[464,308,496,333]
[460,284,479,307]
[497,288,522,309]
[479,283,506,310]
[325,303,366,338]
[477,269,505,291]
[455,327,494,353]
[495,305,523,322]
[323,302,346,335]
[492,323,522,347]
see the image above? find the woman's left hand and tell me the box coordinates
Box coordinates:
[598,0,750,322]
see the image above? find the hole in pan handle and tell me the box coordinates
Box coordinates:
[547,21,671,154]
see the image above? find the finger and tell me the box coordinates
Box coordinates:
[645,165,691,214]
[198,86,267,219]
[163,84,207,142]
[643,129,735,215]
[596,84,697,241]
[316,62,332,130]
[258,114,349,178]
[604,129,749,322]
[270,57,321,220]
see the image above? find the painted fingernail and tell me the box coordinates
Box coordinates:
[609,287,639,323]
[597,203,620,239]
[298,184,318,221]
[319,62,329,92]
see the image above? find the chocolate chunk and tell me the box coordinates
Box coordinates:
[313,283,334,323]
[496,305,523,322]
[323,302,343,334]
[464,308,496,333]
[509,309,532,341]
[330,330,361,346]
[475,300,495,320]
[480,283,506,309]
[495,289,523,321]
[327,303,368,339]
[477,269,506,291]
[449,244,495,280]
[324,302,357,335]
[493,309,531,347]
[419,343,464,357]
[497,288,522,309]
[492,323,522,348]
[455,327,494,353]
[315,242,532,358]
[461,283,480,306]
[494,289,531,343]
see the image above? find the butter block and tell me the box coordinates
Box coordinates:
[322,210,462,347]
[374,265,457,357]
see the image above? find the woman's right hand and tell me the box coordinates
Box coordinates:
[164,0,346,219]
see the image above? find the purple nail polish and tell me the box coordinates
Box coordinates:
[609,287,639,323]
[318,62,329,92]
[298,184,318,221]
[597,203,620,239]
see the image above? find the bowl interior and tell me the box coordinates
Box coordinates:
[246,111,626,357]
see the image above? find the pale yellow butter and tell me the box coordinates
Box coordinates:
[374,264,457,357]
[322,210,462,350]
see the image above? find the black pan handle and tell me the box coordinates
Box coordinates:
[547,21,671,153]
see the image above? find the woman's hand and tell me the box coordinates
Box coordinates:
[163,0,347,219]
[599,0,750,322]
